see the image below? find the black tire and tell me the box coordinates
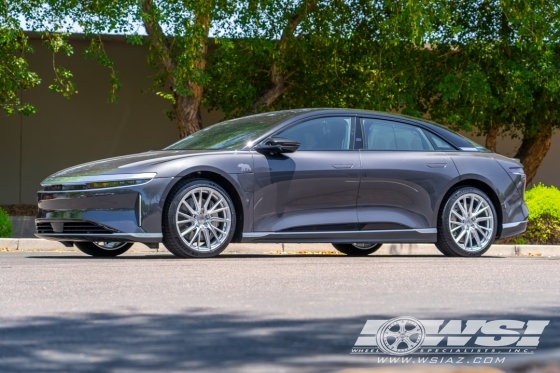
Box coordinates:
[163,179,236,258]
[436,186,497,257]
[75,242,132,257]
[332,243,383,256]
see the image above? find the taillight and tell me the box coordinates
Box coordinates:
[508,167,524,175]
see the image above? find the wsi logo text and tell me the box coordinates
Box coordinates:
[352,316,550,356]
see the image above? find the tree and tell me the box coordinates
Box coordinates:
[4,0,234,138]
[205,0,439,117]
[413,0,560,184]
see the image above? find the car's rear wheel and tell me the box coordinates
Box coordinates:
[436,186,497,257]
[75,242,133,257]
[163,179,236,258]
[332,243,382,256]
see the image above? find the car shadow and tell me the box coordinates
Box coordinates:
[0,309,559,373]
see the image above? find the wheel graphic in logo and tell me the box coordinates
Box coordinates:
[376,317,426,356]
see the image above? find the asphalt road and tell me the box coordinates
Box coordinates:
[1,251,559,373]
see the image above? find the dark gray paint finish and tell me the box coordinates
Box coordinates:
[35,109,528,245]
[252,150,360,232]
[357,151,459,229]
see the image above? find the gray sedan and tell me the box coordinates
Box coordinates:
[36,109,528,258]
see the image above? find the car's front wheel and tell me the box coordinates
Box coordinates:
[75,242,133,257]
[436,187,497,257]
[163,179,236,258]
[332,243,382,256]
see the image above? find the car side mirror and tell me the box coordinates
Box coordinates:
[254,137,300,155]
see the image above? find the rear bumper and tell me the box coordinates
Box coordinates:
[35,232,163,243]
[499,220,528,239]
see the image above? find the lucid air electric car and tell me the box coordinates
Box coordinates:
[36,109,528,258]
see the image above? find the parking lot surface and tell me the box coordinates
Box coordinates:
[1,252,559,372]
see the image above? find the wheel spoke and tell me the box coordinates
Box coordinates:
[188,227,201,245]
[207,224,221,242]
[457,202,468,217]
[203,191,214,212]
[472,228,482,248]
[476,216,493,222]
[451,210,463,220]
[180,224,197,237]
[182,200,197,215]
[464,230,471,250]
[450,225,463,232]
[209,217,230,223]
[474,224,490,238]
[202,227,212,249]
[473,205,489,217]
[455,228,467,242]
[207,199,224,213]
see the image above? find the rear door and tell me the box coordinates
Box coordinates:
[252,116,361,232]
[357,117,459,231]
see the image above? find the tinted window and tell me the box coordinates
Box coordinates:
[422,130,456,151]
[277,117,354,150]
[165,111,299,150]
[363,119,434,151]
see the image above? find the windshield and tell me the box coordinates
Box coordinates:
[164,111,304,150]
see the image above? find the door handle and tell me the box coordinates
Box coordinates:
[332,164,354,169]
[427,163,447,168]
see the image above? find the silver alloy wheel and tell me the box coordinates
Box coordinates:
[93,242,128,250]
[351,243,379,250]
[449,193,494,252]
[175,186,232,253]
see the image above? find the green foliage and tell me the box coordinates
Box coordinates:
[0,207,13,238]
[507,184,560,245]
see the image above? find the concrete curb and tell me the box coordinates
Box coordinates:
[0,239,557,256]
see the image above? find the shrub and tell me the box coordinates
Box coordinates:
[0,207,13,238]
[507,183,560,245]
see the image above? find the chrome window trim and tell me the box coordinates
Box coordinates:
[41,173,157,186]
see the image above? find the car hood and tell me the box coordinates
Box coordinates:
[41,150,234,185]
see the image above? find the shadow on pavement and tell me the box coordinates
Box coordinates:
[0,309,559,373]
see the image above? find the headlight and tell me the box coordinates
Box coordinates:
[42,173,157,190]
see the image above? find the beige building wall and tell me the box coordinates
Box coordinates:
[0,37,222,205]
[0,37,558,205]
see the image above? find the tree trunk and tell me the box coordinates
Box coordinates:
[485,125,500,152]
[514,126,553,185]
[142,0,210,138]
[174,95,203,138]
[251,65,287,113]
[250,0,319,113]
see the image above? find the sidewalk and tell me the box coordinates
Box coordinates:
[0,239,557,256]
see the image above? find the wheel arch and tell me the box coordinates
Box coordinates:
[436,178,503,239]
[161,169,246,243]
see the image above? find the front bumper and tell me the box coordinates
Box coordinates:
[36,177,175,241]
[35,232,162,243]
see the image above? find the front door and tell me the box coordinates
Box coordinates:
[252,116,360,232]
